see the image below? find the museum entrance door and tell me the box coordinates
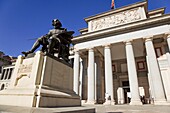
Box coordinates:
[122,81,130,104]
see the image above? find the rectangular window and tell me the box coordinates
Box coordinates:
[4,69,9,79]
[8,68,13,79]
[121,63,127,72]
[112,64,116,72]
[155,47,163,57]
[137,61,145,70]
[0,67,2,73]
[122,81,129,86]
[1,69,6,80]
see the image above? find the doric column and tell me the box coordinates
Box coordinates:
[79,58,83,98]
[146,56,155,104]
[94,62,97,102]
[73,51,80,94]
[104,45,115,105]
[87,48,95,104]
[125,40,142,105]
[95,56,103,103]
[144,37,167,105]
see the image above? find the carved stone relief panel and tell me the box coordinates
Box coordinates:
[15,63,33,86]
[90,8,143,32]
[18,63,33,74]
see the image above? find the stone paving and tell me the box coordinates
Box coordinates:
[1,104,170,113]
[84,104,170,113]
[0,105,95,113]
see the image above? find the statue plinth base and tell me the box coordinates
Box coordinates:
[0,51,81,107]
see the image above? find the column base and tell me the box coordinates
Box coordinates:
[81,100,87,104]
[85,100,96,105]
[154,100,170,105]
[103,100,115,105]
[130,100,143,105]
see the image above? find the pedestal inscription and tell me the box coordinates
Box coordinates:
[15,63,33,86]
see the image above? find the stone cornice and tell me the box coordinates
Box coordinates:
[72,14,170,44]
[148,7,165,15]
[79,28,88,34]
[84,1,147,22]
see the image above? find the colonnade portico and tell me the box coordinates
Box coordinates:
[73,46,115,105]
[73,33,170,105]
[73,40,143,105]
[72,1,170,105]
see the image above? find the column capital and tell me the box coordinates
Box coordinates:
[18,55,24,59]
[88,47,94,52]
[74,50,79,54]
[164,32,170,38]
[103,44,111,48]
[124,39,133,45]
[143,36,153,42]
[73,48,79,53]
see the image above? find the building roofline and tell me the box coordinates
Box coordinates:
[148,7,165,15]
[84,1,147,22]
[79,28,88,33]
[73,14,170,44]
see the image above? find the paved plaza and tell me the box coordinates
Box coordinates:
[92,104,170,113]
[0,104,170,113]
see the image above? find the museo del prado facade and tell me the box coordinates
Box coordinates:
[1,1,170,106]
[72,1,170,105]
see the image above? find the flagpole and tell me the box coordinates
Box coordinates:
[114,0,116,9]
[111,0,115,9]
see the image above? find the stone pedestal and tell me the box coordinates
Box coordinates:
[0,51,81,107]
[117,87,124,104]
[158,53,170,103]
[145,38,167,104]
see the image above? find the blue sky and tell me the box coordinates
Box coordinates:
[0,0,170,57]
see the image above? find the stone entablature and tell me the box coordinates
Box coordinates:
[148,8,165,18]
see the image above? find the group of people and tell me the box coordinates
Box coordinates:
[22,19,74,62]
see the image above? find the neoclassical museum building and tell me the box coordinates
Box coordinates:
[72,1,170,105]
[1,1,170,106]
